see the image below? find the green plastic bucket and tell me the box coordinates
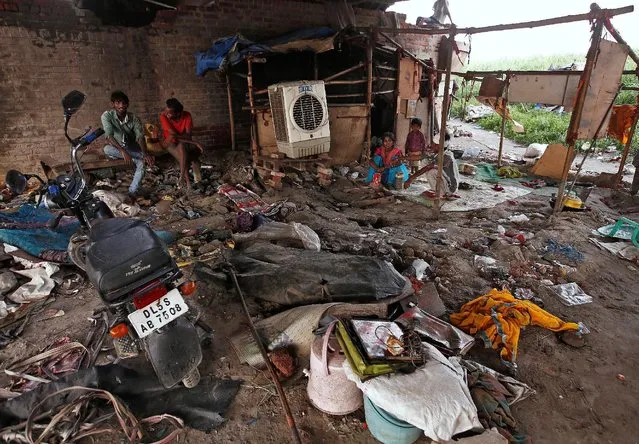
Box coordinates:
[364,396,422,444]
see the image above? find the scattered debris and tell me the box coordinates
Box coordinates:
[549,283,593,306]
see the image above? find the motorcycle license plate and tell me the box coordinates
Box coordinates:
[127,289,188,339]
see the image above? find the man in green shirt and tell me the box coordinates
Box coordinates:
[101,90,154,197]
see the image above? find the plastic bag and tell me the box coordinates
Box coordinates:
[233,221,321,251]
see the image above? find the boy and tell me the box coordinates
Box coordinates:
[160,98,204,190]
[102,91,154,198]
[405,118,427,174]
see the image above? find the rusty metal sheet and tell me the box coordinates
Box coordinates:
[328,106,368,164]
[578,39,628,140]
[508,73,579,109]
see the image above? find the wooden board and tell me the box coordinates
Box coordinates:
[508,73,580,109]
[531,143,576,179]
[256,109,278,156]
[328,105,368,164]
[578,39,629,140]
[396,56,424,153]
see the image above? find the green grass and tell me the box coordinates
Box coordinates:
[451,53,639,152]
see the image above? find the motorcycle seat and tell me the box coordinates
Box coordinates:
[86,218,175,302]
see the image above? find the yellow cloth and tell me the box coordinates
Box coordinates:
[144,123,165,154]
[450,289,579,365]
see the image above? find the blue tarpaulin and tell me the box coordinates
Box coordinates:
[196,27,336,77]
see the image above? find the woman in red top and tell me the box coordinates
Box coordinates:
[160,98,203,190]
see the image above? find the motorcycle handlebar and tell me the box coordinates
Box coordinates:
[82,128,105,145]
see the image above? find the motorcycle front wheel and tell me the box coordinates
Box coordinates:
[68,231,89,271]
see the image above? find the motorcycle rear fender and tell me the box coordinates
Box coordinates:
[143,316,202,388]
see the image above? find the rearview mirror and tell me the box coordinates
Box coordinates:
[5,170,28,195]
[62,91,86,116]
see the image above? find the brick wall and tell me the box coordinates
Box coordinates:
[0,0,437,176]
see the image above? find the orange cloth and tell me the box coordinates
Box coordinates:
[450,289,579,367]
[608,105,637,145]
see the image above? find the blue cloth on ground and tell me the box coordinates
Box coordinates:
[0,206,178,263]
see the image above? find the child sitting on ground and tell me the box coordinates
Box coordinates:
[405,118,427,174]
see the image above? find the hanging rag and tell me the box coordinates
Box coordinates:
[449,289,579,368]
[608,104,637,145]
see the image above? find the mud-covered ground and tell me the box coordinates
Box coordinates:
[1,125,638,443]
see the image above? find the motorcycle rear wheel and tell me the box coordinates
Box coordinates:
[182,367,201,388]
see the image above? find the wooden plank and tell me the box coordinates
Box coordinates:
[508,73,580,110]
[577,39,629,140]
[256,110,278,156]
[329,105,368,164]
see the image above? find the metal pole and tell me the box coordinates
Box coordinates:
[553,17,604,214]
[247,58,259,164]
[497,74,510,168]
[226,74,236,151]
[434,33,455,219]
[227,267,302,444]
[616,101,639,187]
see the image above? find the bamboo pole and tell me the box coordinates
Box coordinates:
[434,33,454,219]
[247,58,259,164]
[566,87,622,197]
[325,79,368,85]
[357,5,633,36]
[554,17,605,214]
[616,101,639,187]
[323,62,365,82]
[593,3,639,67]
[497,75,510,168]
[364,30,374,162]
[226,74,236,151]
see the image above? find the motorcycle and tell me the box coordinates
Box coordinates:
[5,91,202,388]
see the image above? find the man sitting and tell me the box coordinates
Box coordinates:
[159,98,203,190]
[101,90,154,198]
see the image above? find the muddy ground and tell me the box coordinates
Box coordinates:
[1,127,638,443]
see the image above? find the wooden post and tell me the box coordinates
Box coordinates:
[554,17,604,214]
[616,101,639,186]
[357,5,634,36]
[247,58,259,164]
[363,29,374,162]
[434,32,455,219]
[497,74,510,168]
[226,74,236,151]
[393,49,401,138]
